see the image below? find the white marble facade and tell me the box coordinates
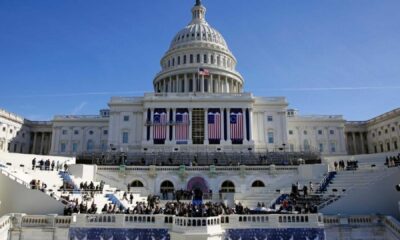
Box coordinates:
[47,1,347,156]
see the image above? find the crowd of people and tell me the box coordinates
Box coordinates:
[63,198,98,215]
[386,154,400,167]
[79,181,103,192]
[29,179,48,191]
[31,158,69,172]
[333,160,358,171]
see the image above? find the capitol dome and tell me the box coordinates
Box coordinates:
[153,0,244,94]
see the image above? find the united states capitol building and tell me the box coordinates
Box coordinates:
[0,1,400,240]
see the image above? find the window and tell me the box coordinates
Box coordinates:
[267,116,273,122]
[89,130,94,135]
[197,54,200,63]
[221,181,235,192]
[211,55,214,64]
[372,133,375,138]
[103,130,108,135]
[22,133,25,138]
[385,129,388,134]
[62,130,68,135]
[378,131,381,136]
[74,130,79,135]
[160,180,174,193]
[123,116,129,121]
[172,58,175,66]
[204,54,208,63]
[131,180,144,187]
[183,55,187,64]
[10,129,13,134]
[392,127,396,132]
[251,180,265,187]
[60,143,66,153]
[330,130,335,135]
[387,142,391,151]
[87,140,94,152]
[190,54,193,63]
[330,142,336,153]
[303,130,308,135]
[122,132,129,144]
[72,143,78,153]
[268,132,274,144]
[2,127,5,132]
[177,56,180,65]
[380,144,384,152]
[288,130,293,135]
[318,130,323,135]
[374,145,377,153]
[319,143,324,152]
[394,140,398,150]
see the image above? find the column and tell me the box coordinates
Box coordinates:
[39,132,44,154]
[172,108,176,142]
[169,77,172,93]
[248,108,253,142]
[360,132,366,154]
[218,75,221,93]
[32,132,38,154]
[188,109,193,144]
[166,109,171,144]
[192,73,196,92]
[226,108,231,144]
[150,108,154,143]
[243,108,248,143]
[352,132,357,154]
[184,74,189,92]
[50,128,57,154]
[201,75,205,93]
[204,108,209,145]
[142,109,148,141]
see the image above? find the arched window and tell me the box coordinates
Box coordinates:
[221,180,235,193]
[160,180,174,193]
[251,180,265,187]
[87,140,94,152]
[131,180,144,187]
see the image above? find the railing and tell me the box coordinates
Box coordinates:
[96,165,298,172]
[0,168,30,188]
[384,216,400,238]
[69,213,324,229]
[20,215,72,228]
[0,215,11,234]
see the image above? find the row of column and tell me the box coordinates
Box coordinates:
[143,108,252,145]
[154,73,242,94]
[31,132,51,155]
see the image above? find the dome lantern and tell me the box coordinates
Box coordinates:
[191,0,206,24]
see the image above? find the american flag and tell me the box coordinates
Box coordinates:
[208,111,221,140]
[230,111,243,140]
[198,67,210,76]
[175,112,189,141]
[153,111,167,140]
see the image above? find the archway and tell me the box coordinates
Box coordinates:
[220,180,235,193]
[131,180,144,187]
[160,180,174,192]
[251,180,265,187]
[187,177,209,193]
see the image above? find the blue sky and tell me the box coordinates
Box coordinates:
[0,0,399,121]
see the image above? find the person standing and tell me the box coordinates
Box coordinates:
[32,158,36,170]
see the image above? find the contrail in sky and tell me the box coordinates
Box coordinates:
[256,86,400,92]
